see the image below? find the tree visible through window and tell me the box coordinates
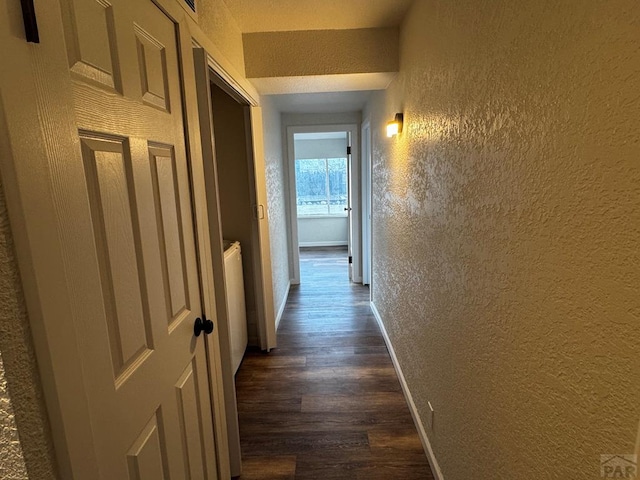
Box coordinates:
[295,158,348,216]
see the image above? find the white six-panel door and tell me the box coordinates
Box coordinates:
[58,0,218,477]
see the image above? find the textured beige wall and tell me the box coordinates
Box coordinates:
[243,28,398,78]
[221,0,413,33]
[198,0,246,76]
[368,0,640,478]
[260,96,291,322]
[0,175,58,479]
[0,353,29,480]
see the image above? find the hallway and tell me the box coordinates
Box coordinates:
[235,247,434,479]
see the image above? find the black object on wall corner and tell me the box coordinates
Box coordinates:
[20,0,39,43]
[184,0,196,12]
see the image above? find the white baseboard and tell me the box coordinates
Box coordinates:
[370,302,444,480]
[275,281,291,332]
[298,241,348,247]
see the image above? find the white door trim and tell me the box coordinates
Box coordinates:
[203,50,276,353]
[286,124,361,284]
[361,119,372,288]
[193,48,278,476]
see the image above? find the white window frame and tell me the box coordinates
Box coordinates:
[295,156,348,218]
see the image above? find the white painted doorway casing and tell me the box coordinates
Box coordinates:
[346,130,354,281]
[361,120,373,289]
[286,124,362,284]
[193,46,278,477]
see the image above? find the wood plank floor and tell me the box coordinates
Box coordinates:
[236,247,434,479]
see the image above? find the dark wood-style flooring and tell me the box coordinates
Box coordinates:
[236,247,434,479]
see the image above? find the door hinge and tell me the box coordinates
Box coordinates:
[347,146,352,155]
[348,256,353,264]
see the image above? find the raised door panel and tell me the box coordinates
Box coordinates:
[127,410,170,480]
[135,25,171,111]
[81,134,154,384]
[175,353,217,480]
[149,145,190,327]
[61,0,121,91]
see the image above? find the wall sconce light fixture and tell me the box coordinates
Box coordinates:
[386,113,403,137]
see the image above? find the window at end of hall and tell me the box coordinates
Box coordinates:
[295,158,347,216]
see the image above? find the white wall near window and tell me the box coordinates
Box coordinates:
[298,217,348,247]
[294,137,347,159]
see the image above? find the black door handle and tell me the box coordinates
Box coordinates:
[194,317,214,337]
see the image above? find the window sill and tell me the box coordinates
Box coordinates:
[297,215,348,219]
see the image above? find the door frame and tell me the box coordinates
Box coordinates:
[193,47,276,352]
[286,124,361,284]
[361,119,373,289]
[193,47,277,477]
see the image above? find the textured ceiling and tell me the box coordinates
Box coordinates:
[266,90,374,113]
[221,0,414,32]
[249,72,395,95]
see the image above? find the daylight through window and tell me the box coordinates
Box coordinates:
[295,158,348,216]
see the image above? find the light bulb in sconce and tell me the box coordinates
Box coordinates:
[386,113,403,137]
